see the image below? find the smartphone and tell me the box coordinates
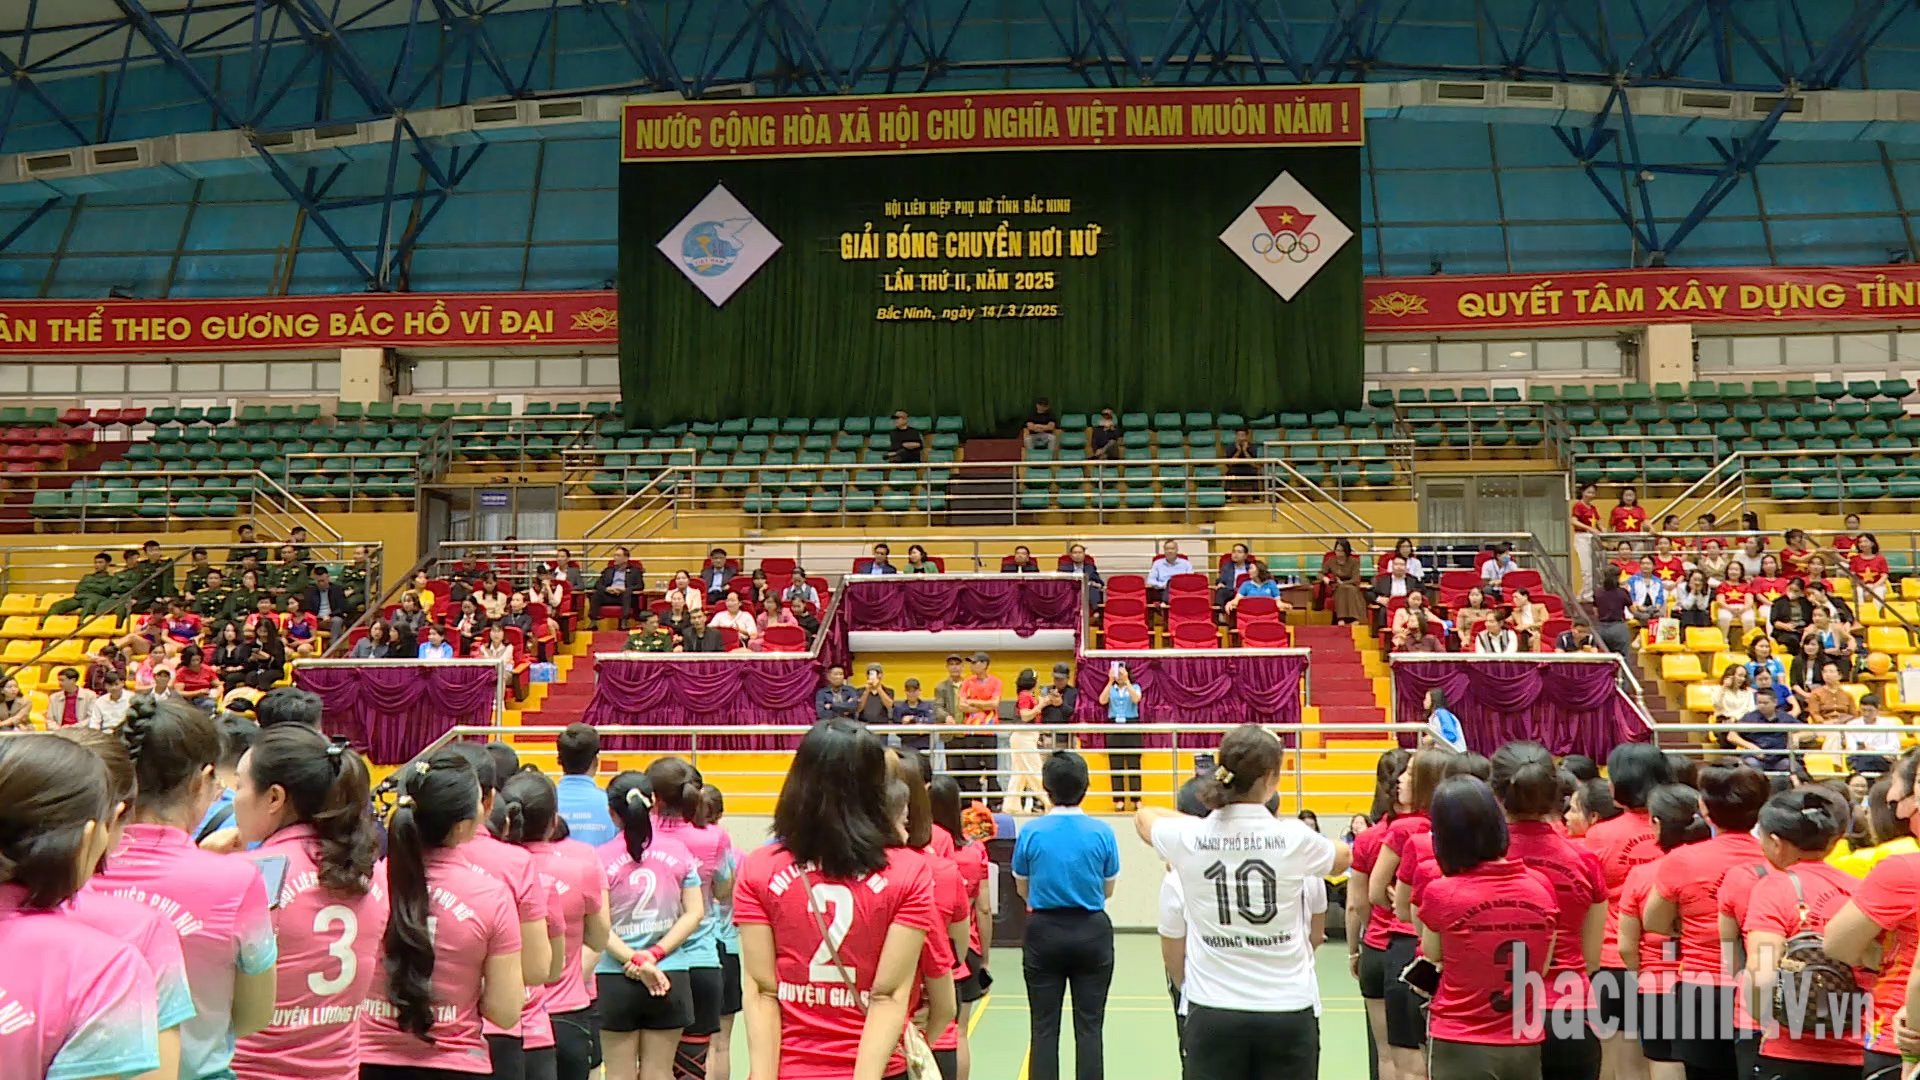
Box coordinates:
[1109,661,1125,676]
[250,854,290,908]
[1193,752,1216,778]
[1400,955,1441,1000]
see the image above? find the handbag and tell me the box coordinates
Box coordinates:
[1772,870,1862,1028]
[529,662,558,684]
[796,865,937,1080]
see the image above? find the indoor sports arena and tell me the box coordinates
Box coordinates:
[4,3,1920,1080]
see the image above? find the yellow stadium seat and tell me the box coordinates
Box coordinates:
[1869,625,1915,654]
[1685,682,1719,713]
[75,615,118,638]
[0,615,37,639]
[1845,683,1870,706]
[1685,627,1726,654]
[22,594,55,615]
[1711,652,1750,678]
[1,640,37,664]
[7,666,39,692]
[1662,652,1706,682]
[39,639,84,666]
[38,615,78,638]
[1831,577,1854,600]
[0,596,34,617]
[1861,603,1896,627]
[1903,578,1920,601]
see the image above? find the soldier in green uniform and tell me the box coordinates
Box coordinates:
[49,552,125,617]
[227,522,267,568]
[623,610,678,653]
[134,540,176,606]
[338,546,373,613]
[222,568,266,624]
[190,567,232,622]
[181,547,215,593]
[112,550,148,606]
[270,544,310,601]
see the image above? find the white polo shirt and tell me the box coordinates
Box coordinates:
[1151,804,1336,1014]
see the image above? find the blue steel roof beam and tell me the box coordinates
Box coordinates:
[391,143,487,289]
[1473,0,1519,72]
[1073,0,1149,86]
[0,1,96,153]
[837,0,949,93]
[1144,0,1227,85]
[1307,0,1382,83]
[0,198,62,255]
[510,0,565,95]
[1250,1,1312,85]
[419,0,521,96]
[1354,0,1417,78]
[689,1,777,97]
[1034,0,1100,86]
[1618,0,1712,81]
[1550,122,1660,254]
[763,0,842,93]
[1807,0,1909,89]
[583,4,673,94]
[94,12,143,142]
[107,0,382,286]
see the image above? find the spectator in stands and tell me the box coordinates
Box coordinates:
[1609,539,1641,578]
[1695,538,1730,583]
[303,566,350,642]
[0,678,27,731]
[1024,397,1060,450]
[416,623,454,660]
[891,678,935,754]
[665,592,694,636]
[1712,666,1756,735]
[1804,660,1855,728]
[1479,542,1520,598]
[474,574,510,620]
[1099,661,1145,810]
[190,569,231,622]
[904,544,940,574]
[862,542,899,575]
[746,567,774,605]
[1714,560,1757,639]
[624,611,676,653]
[389,591,427,651]
[1850,534,1890,600]
[209,622,250,687]
[1673,569,1714,631]
[1215,543,1254,607]
[1145,539,1193,602]
[228,522,266,567]
[1593,569,1635,656]
[1225,428,1258,496]
[1389,538,1428,581]
[783,568,820,610]
[1042,662,1077,738]
[349,620,399,660]
[710,591,759,645]
[1752,553,1789,606]
[173,646,220,710]
[1734,535,1767,578]
[137,666,187,709]
[441,551,484,599]
[1747,635,1788,686]
[695,548,731,600]
[664,569,698,610]
[1804,606,1857,671]
[1473,609,1519,654]
[452,597,491,644]
[957,652,1005,805]
[272,543,311,600]
[1089,408,1121,461]
[500,593,541,653]
[1802,553,1835,593]
[886,410,924,464]
[1842,695,1900,776]
[1390,590,1442,652]
[1063,543,1104,607]
[1319,539,1367,625]
[1007,545,1039,573]
[45,667,96,728]
[1752,667,1795,722]
[1781,528,1819,580]
[1730,689,1791,773]
[1508,587,1548,651]
[680,608,725,653]
[1227,560,1284,616]
[478,625,522,701]
[1453,587,1494,643]
[1770,577,1814,653]
[932,653,964,727]
[1572,482,1602,600]
[755,596,798,637]
[50,552,123,617]
[815,665,858,721]
[1557,622,1600,653]
[593,545,642,627]
[1368,556,1423,630]
[1626,559,1668,620]
[542,547,583,591]
[855,664,895,728]
[244,621,286,690]
[181,546,213,593]
[1609,485,1647,533]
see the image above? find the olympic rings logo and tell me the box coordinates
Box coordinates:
[1250,229,1321,263]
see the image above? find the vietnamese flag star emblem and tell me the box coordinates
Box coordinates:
[1256,205,1314,236]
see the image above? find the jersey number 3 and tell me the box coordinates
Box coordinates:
[309,904,359,996]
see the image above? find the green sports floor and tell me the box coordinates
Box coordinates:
[723,936,1371,1079]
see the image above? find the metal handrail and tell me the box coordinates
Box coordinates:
[1263,456,1377,534]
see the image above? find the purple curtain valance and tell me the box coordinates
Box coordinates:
[294,663,501,764]
[1390,658,1652,759]
[583,657,822,751]
[1071,653,1307,748]
[840,577,1082,635]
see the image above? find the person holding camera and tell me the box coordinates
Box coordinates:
[855,662,894,728]
[1100,662,1145,811]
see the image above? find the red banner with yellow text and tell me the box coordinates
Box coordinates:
[1364,264,1920,333]
[0,292,619,354]
[621,86,1363,162]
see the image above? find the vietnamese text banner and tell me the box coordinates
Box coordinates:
[1366,264,1920,332]
[621,86,1363,162]
[0,292,618,354]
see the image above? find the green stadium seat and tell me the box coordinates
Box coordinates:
[1749,381,1782,399]
[1882,379,1914,399]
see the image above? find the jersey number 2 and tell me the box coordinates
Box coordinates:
[806,883,856,983]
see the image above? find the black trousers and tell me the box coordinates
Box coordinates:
[1183,1004,1318,1080]
[1022,909,1115,1080]
[1107,732,1143,805]
[593,589,636,622]
[948,732,1001,805]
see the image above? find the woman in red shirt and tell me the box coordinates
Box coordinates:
[1609,540,1642,580]
[1643,763,1770,1080]
[1850,533,1891,601]
[1416,776,1560,1080]
[928,776,991,1080]
[1781,529,1819,580]
[1749,554,1790,607]
[882,752,960,1080]
[1649,536,1687,587]
[1715,561,1757,640]
[1824,748,1920,1080]
[171,644,220,707]
[1742,788,1864,1080]
[1573,483,1603,601]
[1346,749,1412,1080]
[1583,744,1672,1080]
[1832,513,1863,557]
[1609,486,1648,534]
[735,718,940,1080]
[1369,750,1455,1071]
[1616,783,1711,1074]
[1489,743,1607,1080]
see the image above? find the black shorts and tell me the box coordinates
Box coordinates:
[685,965,723,1037]
[1755,1053,1861,1080]
[1672,982,1739,1074]
[1357,942,1389,1000]
[1864,1050,1907,1080]
[485,1034,524,1080]
[523,1047,556,1080]
[361,1068,479,1080]
[549,1006,600,1080]
[1540,1026,1601,1080]
[596,971,695,1032]
[1638,988,1681,1062]
[1382,933,1428,1050]
[958,948,989,1003]
[1183,1005,1319,1080]
[933,1047,958,1080]
[1591,967,1633,1031]
[719,946,743,1016]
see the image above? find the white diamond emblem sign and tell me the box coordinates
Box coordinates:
[1218,171,1352,302]
[657,183,781,307]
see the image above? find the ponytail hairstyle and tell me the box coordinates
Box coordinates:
[1196,724,1284,810]
[1489,741,1566,818]
[1699,763,1771,834]
[698,784,726,827]
[1647,783,1713,852]
[489,770,558,847]
[243,726,377,895]
[928,774,969,848]
[645,757,707,827]
[0,734,113,908]
[382,750,481,1040]
[1406,748,1456,814]
[1445,752,1492,784]
[885,749,933,849]
[1757,787,1850,855]
[1369,748,1412,823]
[118,700,219,817]
[607,770,656,862]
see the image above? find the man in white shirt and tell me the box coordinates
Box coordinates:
[90,672,133,732]
[1144,540,1194,602]
[1843,693,1904,775]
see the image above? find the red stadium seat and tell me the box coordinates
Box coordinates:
[762,624,807,651]
[58,408,90,426]
[1107,574,1147,598]
[1502,570,1543,592]
[1241,621,1290,647]
[1234,596,1280,623]
[761,557,796,578]
[719,626,741,651]
[1167,594,1212,628]
[1167,572,1209,598]
[728,574,754,597]
[1104,621,1151,649]
[1056,552,1098,570]
[115,407,147,426]
[1104,594,1148,624]
[1439,570,1479,592]
[1172,622,1219,649]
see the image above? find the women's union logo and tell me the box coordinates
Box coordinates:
[658,183,783,307]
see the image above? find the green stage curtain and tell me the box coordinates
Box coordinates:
[619,147,1362,432]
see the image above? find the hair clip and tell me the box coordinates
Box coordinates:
[326,737,348,758]
[627,788,652,810]
[414,760,430,777]
[396,795,416,809]
[1215,767,1235,785]
[1802,807,1826,820]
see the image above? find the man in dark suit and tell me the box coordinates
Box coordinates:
[700,547,734,603]
[1368,556,1426,632]
[593,546,641,627]
[679,608,726,652]
[303,566,352,641]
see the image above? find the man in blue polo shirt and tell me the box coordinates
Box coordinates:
[1012,751,1119,1080]
[553,722,617,846]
